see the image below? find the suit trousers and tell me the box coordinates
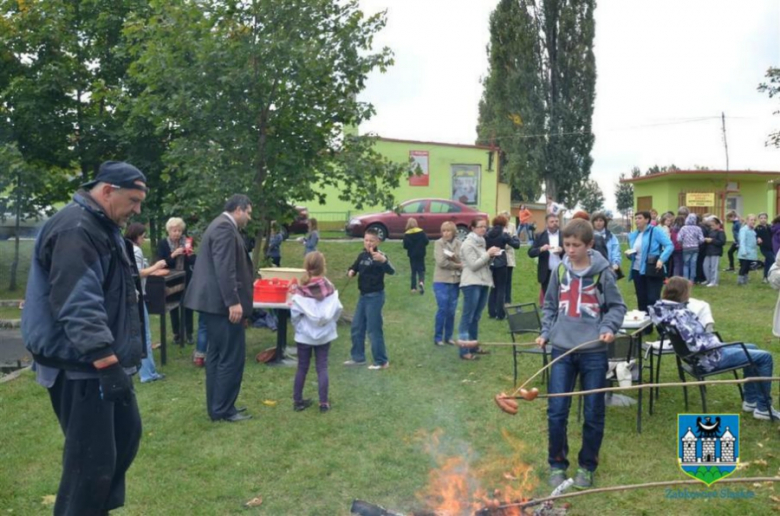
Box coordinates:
[202,312,246,420]
[48,373,142,516]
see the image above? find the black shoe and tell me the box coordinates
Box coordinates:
[320,403,331,413]
[221,413,252,422]
[186,336,194,345]
[294,399,313,412]
[236,406,248,413]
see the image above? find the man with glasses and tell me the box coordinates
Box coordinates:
[23,161,148,515]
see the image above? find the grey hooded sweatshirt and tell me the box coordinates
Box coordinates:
[540,250,627,353]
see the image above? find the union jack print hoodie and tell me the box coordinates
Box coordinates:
[540,250,627,353]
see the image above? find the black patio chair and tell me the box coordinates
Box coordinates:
[662,323,773,420]
[505,302,547,387]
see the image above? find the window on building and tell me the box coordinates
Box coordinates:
[637,196,653,212]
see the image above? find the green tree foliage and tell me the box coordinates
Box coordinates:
[578,179,604,214]
[477,0,596,208]
[758,67,780,148]
[645,164,679,175]
[125,0,409,257]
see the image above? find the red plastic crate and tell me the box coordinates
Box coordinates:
[253,278,295,303]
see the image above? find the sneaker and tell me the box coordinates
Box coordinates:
[742,401,757,413]
[753,406,780,420]
[418,282,425,295]
[548,469,567,488]
[434,341,445,347]
[294,399,313,412]
[446,340,456,346]
[343,359,367,366]
[572,468,593,490]
[320,403,331,413]
[367,362,390,370]
[724,267,735,272]
[763,277,770,284]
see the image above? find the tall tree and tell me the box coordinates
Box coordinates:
[614,169,636,223]
[578,179,604,214]
[758,67,780,148]
[477,0,597,208]
[126,0,409,261]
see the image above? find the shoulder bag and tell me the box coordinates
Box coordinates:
[644,226,666,278]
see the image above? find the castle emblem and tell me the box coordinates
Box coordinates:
[678,414,739,486]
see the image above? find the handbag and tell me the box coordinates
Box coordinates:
[643,227,666,278]
[614,266,625,281]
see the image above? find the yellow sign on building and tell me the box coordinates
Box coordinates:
[686,192,715,207]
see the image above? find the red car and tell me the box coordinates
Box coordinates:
[345,198,489,241]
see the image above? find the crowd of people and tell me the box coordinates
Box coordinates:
[18,161,780,513]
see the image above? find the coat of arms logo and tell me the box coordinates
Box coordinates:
[678,414,739,486]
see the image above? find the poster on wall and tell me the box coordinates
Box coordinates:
[409,151,430,186]
[451,165,480,206]
[686,192,715,207]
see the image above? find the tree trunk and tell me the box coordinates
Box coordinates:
[8,175,22,291]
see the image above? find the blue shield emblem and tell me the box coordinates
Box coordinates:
[678,414,739,486]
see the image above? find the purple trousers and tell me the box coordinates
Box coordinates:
[293,342,331,404]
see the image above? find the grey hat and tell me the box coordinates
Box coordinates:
[82,161,148,192]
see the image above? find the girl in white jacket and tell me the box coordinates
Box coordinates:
[290,251,343,412]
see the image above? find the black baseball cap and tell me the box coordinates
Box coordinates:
[82,161,148,192]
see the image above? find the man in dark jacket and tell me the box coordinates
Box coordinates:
[184,194,254,422]
[528,213,565,306]
[23,161,148,516]
[485,215,520,319]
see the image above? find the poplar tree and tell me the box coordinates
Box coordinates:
[477,0,596,207]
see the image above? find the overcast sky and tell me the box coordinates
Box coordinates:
[357,0,780,209]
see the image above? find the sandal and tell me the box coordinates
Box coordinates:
[460,353,480,361]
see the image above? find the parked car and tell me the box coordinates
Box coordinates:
[345,199,489,241]
[280,206,309,239]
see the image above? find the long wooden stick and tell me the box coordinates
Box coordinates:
[500,376,780,400]
[512,339,602,395]
[503,476,780,510]
[473,341,539,347]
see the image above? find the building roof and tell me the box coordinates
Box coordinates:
[378,137,498,151]
[682,428,697,441]
[621,170,780,184]
[721,428,735,441]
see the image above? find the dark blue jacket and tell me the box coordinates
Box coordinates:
[22,191,144,372]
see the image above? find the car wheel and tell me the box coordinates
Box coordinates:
[456,225,469,241]
[366,223,388,241]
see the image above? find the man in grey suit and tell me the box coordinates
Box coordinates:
[184,194,254,422]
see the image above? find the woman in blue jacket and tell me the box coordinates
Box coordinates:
[627,211,673,317]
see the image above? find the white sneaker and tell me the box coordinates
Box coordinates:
[742,401,757,412]
[367,362,390,370]
[753,406,780,420]
[705,283,715,287]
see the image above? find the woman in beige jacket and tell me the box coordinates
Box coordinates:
[457,218,501,360]
[433,222,463,346]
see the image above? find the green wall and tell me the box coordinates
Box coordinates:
[314,139,501,217]
[632,175,776,220]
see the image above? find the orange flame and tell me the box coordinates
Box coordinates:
[416,428,536,515]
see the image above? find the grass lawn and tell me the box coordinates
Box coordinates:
[1,239,779,515]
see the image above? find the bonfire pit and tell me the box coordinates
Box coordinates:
[350,497,567,516]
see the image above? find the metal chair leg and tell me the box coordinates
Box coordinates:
[676,357,689,410]
[699,384,707,413]
[512,346,518,387]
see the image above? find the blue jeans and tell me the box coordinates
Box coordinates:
[139,304,161,382]
[350,291,387,365]
[195,315,208,356]
[517,224,534,244]
[433,282,459,343]
[715,344,773,411]
[458,285,489,357]
[682,249,698,281]
[548,348,608,472]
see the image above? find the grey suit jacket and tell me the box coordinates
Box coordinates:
[184,214,254,316]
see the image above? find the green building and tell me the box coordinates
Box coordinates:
[313,137,510,225]
[623,170,780,222]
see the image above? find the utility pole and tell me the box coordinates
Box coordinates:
[721,112,730,171]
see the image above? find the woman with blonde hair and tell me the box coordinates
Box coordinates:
[403,217,429,294]
[432,221,462,346]
[157,217,195,344]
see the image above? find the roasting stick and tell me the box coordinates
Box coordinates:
[500,477,780,511]
[501,376,780,400]
[512,338,603,395]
